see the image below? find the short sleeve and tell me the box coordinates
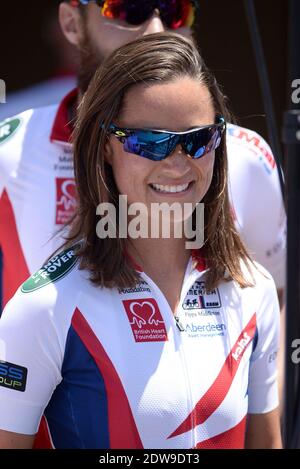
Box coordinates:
[247,274,280,414]
[0,287,62,435]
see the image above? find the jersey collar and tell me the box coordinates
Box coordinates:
[50,88,79,146]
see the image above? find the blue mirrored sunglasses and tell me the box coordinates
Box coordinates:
[104,116,226,161]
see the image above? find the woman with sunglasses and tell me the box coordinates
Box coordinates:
[0,33,282,449]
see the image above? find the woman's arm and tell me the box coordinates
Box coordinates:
[0,429,35,449]
[245,408,282,449]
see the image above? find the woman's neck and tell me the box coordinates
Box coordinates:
[127,237,190,277]
[127,238,191,314]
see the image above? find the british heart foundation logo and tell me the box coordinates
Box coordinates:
[122,298,168,343]
[56,178,77,225]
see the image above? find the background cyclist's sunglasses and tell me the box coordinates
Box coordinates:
[70,0,198,29]
[105,117,226,161]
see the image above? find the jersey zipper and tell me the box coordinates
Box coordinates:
[173,311,197,449]
[174,315,185,332]
[141,271,199,448]
[173,266,202,449]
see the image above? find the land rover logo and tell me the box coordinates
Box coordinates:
[21,247,79,293]
[0,118,21,145]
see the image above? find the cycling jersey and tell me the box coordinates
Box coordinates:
[0,90,286,307]
[0,248,280,449]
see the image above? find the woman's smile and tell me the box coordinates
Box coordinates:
[149,180,194,196]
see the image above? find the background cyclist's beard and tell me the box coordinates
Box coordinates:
[77,28,104,93]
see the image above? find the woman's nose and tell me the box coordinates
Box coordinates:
[162,145,191,171]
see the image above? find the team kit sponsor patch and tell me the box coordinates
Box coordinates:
[183,281,221,310]
[122,298,168,343]
[0,361,27,392]
[184,321,227,338]
[231,332,252,362]
[53,148,73,172]
[118,280,151,295]
[21,246,79,293]
[55,178,77,225]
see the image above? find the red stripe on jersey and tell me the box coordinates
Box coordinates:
[169,313,257,439]
[72,308,144,449]
[192,249,206,272]
[33,416,54,449]
[196,416,246,449]
[50,89,77,144]
[0,189,30,307]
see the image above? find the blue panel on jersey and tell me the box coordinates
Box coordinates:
[252,327,259,353]
[245,327,259,399]
[44,325,110,448]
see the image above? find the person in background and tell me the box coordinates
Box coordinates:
[0,33,282,449]
[0,3,77,120]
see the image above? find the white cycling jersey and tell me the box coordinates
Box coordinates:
[0,90,286,307]
[0,248,280,448]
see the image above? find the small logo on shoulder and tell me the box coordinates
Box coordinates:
[0,118,22,145]
[21,245,79,293]
[0,361,27,392]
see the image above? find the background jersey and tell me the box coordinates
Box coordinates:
[227,124,286,289]
[0,91,286,307]
[0,91,76,307]
[0,249,280,449]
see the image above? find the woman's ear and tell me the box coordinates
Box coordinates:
[59,2,84,47]
[104,138,113,165]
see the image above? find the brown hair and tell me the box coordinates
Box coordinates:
[66,32,254,291]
